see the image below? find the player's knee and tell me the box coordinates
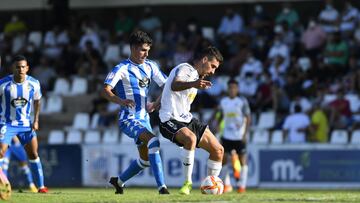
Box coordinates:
[138,158,150,168]
[183,135,196,149]
[0,150,6,158]
[147,136,160,154]
[27,151,38,160]
[213,145,224,160]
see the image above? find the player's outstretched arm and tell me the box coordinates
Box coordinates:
[101,85,135,108]
[171,77,212,91]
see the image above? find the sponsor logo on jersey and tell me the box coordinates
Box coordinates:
[11,97,28,108]
[139,77,150,88]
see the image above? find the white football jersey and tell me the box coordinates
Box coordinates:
[159,63,198,123]
[220,96,250,140]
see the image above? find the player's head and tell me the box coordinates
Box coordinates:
[193,46,223,78]
[129,30,152,64]
[12,55,29,77]
[227,79,238,98]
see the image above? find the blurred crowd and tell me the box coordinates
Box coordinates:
[1,0,360,143]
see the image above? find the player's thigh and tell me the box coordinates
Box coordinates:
[120,119,153,144]
[174,127,197,147]
[0,125,17,157]
[198,128,223,154]
[10,145,28,162]
[22,135,39,159]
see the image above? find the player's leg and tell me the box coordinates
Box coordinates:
[112,119,168,194]
[220,138,233,193]
[237,149,248,193]
[1,149,10,176]
[22,133,47,193]
[159,120,196,195]
[138,131,169,194]
[0,125,13,200]
[110,143,150,194]
[198,128,224,177]
[11,138,37,193]
[173,128,197,195]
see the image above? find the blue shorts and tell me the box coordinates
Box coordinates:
[6,143,27,162]
[0,124,37,146]
[119,118,152,145]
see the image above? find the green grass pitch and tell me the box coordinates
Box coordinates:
[8,187,360,203]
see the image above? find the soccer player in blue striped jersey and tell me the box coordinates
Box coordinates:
[102,30,169,194]
[0,55,48,193]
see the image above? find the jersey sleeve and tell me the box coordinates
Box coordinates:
[175,65,192,82]
[104,66,124,88]
[34,80,42,100]
[150,61,167,87]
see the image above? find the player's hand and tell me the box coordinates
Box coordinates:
[32,121,39,131]
[120,99,135,108]
[146,102,157,113]
[194,78,212,90]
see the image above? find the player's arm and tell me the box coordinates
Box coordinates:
[242,99,251,143]
[147,87,163,113]
[243,115,251,143]
[171,76,212,91]
[33,99,40,131]
[101,85,135,108]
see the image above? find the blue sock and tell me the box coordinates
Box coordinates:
[1,158,9,176]
[148,137,166,189]
[2,150,11,176]
[29,157,44,188]
[21,165,35,186]
[119,159,145,184]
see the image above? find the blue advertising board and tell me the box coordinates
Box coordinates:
[7,145,82,187]
[260,149,360,183]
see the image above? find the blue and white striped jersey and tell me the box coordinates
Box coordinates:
[0,75,42,127]
[104,59,167,120]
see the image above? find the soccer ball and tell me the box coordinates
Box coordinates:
[200,175,224,195]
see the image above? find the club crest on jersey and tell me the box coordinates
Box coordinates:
[139,77,150,88]
[11,97,28,108]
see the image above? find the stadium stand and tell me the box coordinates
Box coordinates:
[330,130,349,144]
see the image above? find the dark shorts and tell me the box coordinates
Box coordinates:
[221,137,247,155]
[159,118,207,147]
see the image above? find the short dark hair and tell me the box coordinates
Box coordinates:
[193,46,223,64]
[227,78,238,86]
[129,30,152,47]
[12,55,27,64]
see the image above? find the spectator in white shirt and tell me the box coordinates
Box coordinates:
[240,50,263,79]
[238,72,258,98]
[318,0,339,33]
[283,105,311,143]
[217,8,244,37]
[267,34,290,69]
[340,0,359,37]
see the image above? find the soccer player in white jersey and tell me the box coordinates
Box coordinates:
[102,30,169,194]
[0,55,48,193]
[159,46,224,195]
[216,79,251,193]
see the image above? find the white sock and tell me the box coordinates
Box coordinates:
[238,165,248,188]
[207,159,222,177]
[182,149,195,183]
[117,177,125,187]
